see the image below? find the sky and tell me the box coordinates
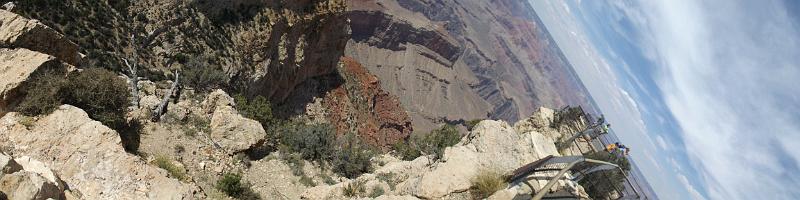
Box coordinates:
[529,0,800,199]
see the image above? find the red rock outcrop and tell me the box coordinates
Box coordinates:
[322,57,412,150]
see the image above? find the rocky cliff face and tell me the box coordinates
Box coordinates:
[0,106,204,199]
[345,0,596,131]
[301,107,590,199]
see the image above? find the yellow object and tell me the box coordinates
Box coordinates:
[606,144,617,151]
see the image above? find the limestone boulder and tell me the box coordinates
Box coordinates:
[0,48,68,116]
[0,154,65,200]
[206,90,266,154]
[514,107,555,133]
[411,120,560,199]
[0,10,81,66]
[0,171,62,200]
[0,105,204,199]
[0,153,22,177]
[201,89,235,115]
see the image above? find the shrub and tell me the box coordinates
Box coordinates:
[153,155,187,181]
[392,140,421,161]
[377,172,398,190]
[298,175,316,187]
[471,169,507,199]
[216,173,261,200]
[15,68,67,116]
[182,114,210,137]
[234,94,273,127]
[63,68,130,130]
[330,133,376,179]
[15,68,139,152]
[465,119,482,131]
[342,180,366,198]
[18,116,36,129]
[182,57,228,92]
[282,153,306,176]
[369,186,385,198]
[277,122,336,163]
[320,173,336,185]
[418,124,461,159]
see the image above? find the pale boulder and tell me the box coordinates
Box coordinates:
[0,105,203,199]
[0,171,62,200]
[206,90,266,154]
[0,48,67,116]
[0,10,82,65]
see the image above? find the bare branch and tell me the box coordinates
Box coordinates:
[152,70,180,121]
[140,17,186,49]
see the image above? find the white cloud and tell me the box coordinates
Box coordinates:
[615,0,800,199]
[678,173,708,200]
[655,134,668,150]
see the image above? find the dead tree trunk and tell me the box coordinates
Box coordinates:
[124,35,141,108]
[152,70,180,121]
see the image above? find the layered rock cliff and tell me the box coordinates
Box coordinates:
[345,0,596,131]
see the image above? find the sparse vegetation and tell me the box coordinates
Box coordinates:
[14,68,139,152]
[320,173,336,185]
[216,173,261,200]
[392,140,421,161]
[470,169,507,199]
[18,116,36,129]
[369,186,385,198]
[391,124,462,161]
[282,153,306,176]
[277,122,336,163]
[64,68,131,130]
[330,133,376,179]
[234,153,252,168]
[465,119,483,131]
[298,175,316,187]
[234,94,274,127]
[153,155,187,181]
[182,114,209,137]
[377,172,398,190]
[15,68,67,117]
[342,180,366,198]
[182,57,229,92]
[419,124,462,159]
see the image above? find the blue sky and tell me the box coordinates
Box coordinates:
[529,0,800,199]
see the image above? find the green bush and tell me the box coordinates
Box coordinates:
[342,180,366,198]
[392,140,421,161]
[369,186,385,198]
[418,124,461,159]
[234,94,273,127]
[216,173,261,200]
[277,122,336,163]
[18,116,36,129]
[182,57,228,92]
[320,173,336,185]
[15,68,67,116]
[153,155,187,181]
[14,68,138,152]
[465,119,483,131]
[63,68,131,130]
[330,133,376,179]
[299,175,316,187]
[391,124,461,161]
[377,172,398,190]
